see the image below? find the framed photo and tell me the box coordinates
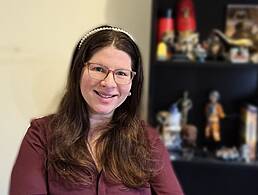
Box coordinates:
[225,4,258,41]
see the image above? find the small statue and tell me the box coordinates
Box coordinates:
[174,33,199,61]
[181,124,197,148]
[205,90,225,143]
[194,43,207,62]
[156,110,170,136]
[156,105,182,151]
[181,124,198,160]
[179,91,193,126]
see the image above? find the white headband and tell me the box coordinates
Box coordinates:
[78,26,135,49]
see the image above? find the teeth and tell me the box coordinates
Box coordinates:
[97,91,113,98]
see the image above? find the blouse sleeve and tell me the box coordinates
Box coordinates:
[9,118,48,195]
[147,126,184,195]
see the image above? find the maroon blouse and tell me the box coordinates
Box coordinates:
[10,116,184,195]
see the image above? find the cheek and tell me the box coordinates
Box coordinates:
[80,72,93,95]
[120,84,132,97]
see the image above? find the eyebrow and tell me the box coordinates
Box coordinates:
[88,62,132,71]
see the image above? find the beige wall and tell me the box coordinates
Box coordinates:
[0,0,151,194]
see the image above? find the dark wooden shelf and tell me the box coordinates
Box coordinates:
[172,158,258,195]
[153,60,258,67]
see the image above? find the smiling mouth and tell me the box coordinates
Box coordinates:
[94,90,117,98]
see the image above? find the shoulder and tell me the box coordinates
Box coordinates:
[141,121,165,151]
[24,115,54,147]
[29,115,53,130]
[141,120,160,141]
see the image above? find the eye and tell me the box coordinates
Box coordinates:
[94,66,105,72]
[115,70,130,77]
[90,64,107,73]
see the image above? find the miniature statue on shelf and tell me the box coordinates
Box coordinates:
[172,0,199,62]
[156,41,169,61]
[181,124,197,148]
[205,90,225,144]
[178,91,193,126]
[156,8,175,61]
[173,33,199,61]
[181,124,198,160]
[194,43,207,63]
[204,29,254,62]
[176,0,196,39]
[156,104,182,158]
[156,110,170,137]
[204,31,226,61]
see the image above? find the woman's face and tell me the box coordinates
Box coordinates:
[80,46,133,118]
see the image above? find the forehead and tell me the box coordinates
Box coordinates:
[89,46,132,69]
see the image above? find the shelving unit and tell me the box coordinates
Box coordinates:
[148,0,258,195]
[148,0,258,147]
[148,1,258,194]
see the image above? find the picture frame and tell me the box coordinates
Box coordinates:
[225,4,258,42]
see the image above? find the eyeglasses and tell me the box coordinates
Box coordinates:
[85,62,136,85]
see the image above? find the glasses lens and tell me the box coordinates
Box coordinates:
[87,63,135,84]
[88,63,108,80]
[114,69,132,84]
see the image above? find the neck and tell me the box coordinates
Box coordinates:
[88,112,112,142]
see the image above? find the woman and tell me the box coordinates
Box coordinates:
[10,25,184,195]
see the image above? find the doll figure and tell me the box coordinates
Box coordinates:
[205,90,225,142]
[180,91,193,126]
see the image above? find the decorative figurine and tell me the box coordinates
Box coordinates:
[157,8,174,43]
[205,90,225,143]
[176,0,196,39]
[204,32,226,61]
[156,41,169,61]
[156,104,182,154]
[156,110,171,137]
[194,43,207,62]
[181,124,197,148]
[205,29,253,62]
[173,0,199,62]
[179,91,193,126]
[229,46,250,63]
[174,33,199,61]
[216,146,240,161]
[156,8,175,60]
[181,124,198,160]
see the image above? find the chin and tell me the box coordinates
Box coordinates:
[92,107,115,116]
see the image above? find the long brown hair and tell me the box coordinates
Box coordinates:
[48,25,154,188]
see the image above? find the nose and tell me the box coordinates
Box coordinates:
[100,71,117,87]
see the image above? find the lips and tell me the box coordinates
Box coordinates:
[94,90,118,99]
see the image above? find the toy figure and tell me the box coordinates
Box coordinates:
[194,43,207,62]
[156,110,170,136]
[156,109,182,151]
[175,33,199,61]
[156,41,169,61]
[179,91,193,125]
[156,8,175,60]
[205,90,225,142]
[176,0,196,38]
[181,124,197,148]
[204,32,226,61]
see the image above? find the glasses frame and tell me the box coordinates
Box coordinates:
[85,62,136,85]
